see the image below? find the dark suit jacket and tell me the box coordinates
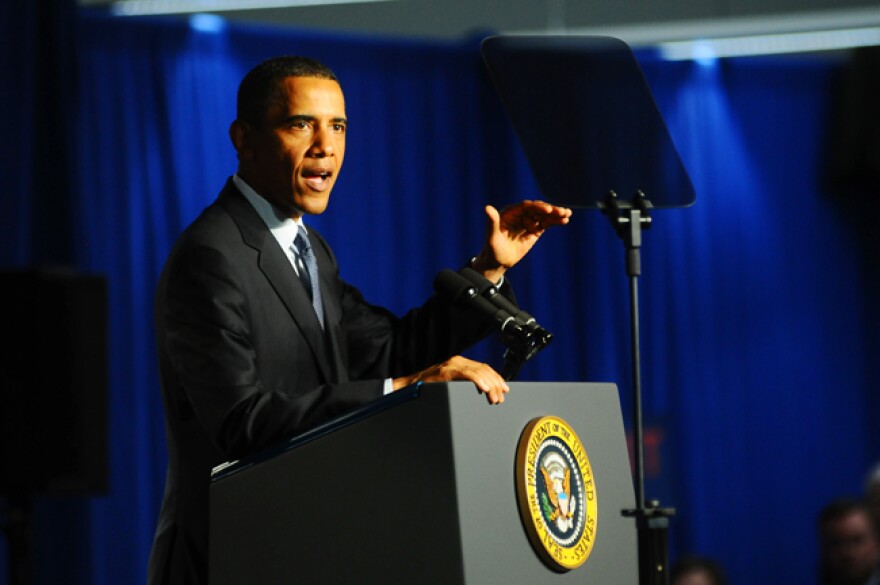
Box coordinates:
[148,180,502,585]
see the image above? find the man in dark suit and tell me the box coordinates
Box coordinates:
[147,55,571,585]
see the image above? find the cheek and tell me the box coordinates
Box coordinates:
[272,136,305,163]
[336,142,346,167]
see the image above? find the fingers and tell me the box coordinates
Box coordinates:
[498,200,572,234]
[442,355,509,404]
[523,200,572,228]
[484,204,501,228]
[483,384,509,405]
[409,355,510,405]
[469,366,510,405]
[457,357,509,405]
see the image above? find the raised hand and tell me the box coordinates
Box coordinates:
[471,200,572,283]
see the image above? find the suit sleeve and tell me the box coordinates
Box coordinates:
[309,231,509,383]
[337,283,505,381]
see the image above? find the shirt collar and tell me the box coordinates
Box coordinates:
[233,174,306,252]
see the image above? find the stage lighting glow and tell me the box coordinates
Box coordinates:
[111,0,396,16]
[659,26,880,60]
[189,13,225,32]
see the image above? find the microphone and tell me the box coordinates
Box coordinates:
[458,267,537,329]
[433,267,553,381]
[432,269,522,335]
[458,267,552,347]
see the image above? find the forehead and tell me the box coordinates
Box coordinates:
[273,76,346,116]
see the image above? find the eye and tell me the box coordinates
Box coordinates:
[331,123,346,133]
[286,117,313,131]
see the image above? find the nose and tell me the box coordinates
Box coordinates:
[309,126,335,158]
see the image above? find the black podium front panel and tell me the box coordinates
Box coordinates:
[210,382,637,584]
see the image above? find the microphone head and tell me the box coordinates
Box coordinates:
[530,327,553,349]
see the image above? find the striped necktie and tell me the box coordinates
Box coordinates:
[293,226,325,329]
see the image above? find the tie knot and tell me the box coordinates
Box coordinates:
[294,227,311,254]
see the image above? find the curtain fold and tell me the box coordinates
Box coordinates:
[0,0,77,268]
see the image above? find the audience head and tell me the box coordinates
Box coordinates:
[818,498,880,585]
[670,555,727,585]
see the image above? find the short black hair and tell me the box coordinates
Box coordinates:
[236,56,339,126]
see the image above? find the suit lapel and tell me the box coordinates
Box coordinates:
[308,230,349,384]
[217,180,336,383]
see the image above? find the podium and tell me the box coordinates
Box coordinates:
[209,382,637,584]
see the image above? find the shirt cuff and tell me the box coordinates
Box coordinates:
[469,257,504,287]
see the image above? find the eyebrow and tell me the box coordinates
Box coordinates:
[284,114,348,125]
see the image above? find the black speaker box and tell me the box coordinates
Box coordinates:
[0,270,108,495]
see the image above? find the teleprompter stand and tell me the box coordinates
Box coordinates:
[481,35,696,585]
[601,190,675,585]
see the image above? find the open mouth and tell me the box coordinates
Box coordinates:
[302,168,333,191]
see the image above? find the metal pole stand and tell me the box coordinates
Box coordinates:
[601,189,676,585]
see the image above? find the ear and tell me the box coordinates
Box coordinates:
[229,120,254,160]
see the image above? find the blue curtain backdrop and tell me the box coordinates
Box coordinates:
[1,7,878,585]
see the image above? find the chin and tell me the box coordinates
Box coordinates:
[299,197,332,216]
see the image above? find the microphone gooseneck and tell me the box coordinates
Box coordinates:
[433,267,553,380]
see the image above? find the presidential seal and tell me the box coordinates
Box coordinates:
[515,415,597,571]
